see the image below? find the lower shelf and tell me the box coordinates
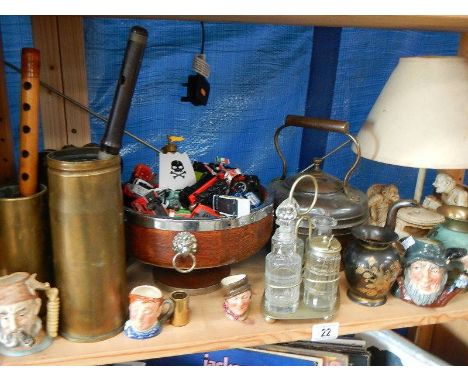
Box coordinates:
[1,251,467,365]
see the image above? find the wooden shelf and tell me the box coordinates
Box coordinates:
[2,251,467,366]
[1,15,467,367]
[124,16,468,32]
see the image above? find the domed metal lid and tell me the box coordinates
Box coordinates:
[308,235,342,254]
[284,167,343,194]
[271,168,368,229]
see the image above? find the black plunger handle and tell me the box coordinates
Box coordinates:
[100,26,148,156]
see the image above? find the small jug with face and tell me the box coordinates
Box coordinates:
[0,272,59,356]
[220,274,252,321]
[124,285,174,340]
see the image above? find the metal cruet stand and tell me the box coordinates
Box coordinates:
[264,173,341,323]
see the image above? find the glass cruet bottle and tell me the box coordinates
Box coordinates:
[303,214,341,318]
[270,215,305,265]
[264,198,302,314]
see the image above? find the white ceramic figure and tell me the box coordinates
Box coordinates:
[422,195,443,210]
[423,173,468,209]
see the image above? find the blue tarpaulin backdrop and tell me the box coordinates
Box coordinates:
[83,18,312,185]
[0,17,460,199]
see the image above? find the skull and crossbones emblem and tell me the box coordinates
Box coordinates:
[170,160,186,179]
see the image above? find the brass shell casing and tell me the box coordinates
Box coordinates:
[0,184,52,281]
[47,147,127,342]
[170,290,190,327]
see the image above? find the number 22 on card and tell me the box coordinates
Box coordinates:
[311,322,340,341]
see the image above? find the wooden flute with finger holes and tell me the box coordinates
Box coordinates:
[18,48,41,197]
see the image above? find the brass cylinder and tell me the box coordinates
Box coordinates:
[170,290,190,327]
[0,184,52,281]
[47,147,127,342]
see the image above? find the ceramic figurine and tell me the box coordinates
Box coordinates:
[367,184,400,227]
[0,272,59,356]
[423,173,468,209]
[124,285,174,340]
[221,274,252,321]
[392,238,468,307]
[395,206,445,239]
[422,195,443,211]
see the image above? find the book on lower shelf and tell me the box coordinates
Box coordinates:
[253,335,371,366]
[111,331,452,366]
[112,335,369,366]
[141,348,323,366]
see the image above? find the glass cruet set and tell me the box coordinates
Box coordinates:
[264,174,342,321]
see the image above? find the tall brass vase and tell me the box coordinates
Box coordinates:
[0,184,52,281]
[47,147,127,342]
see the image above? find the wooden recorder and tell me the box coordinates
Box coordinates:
[19,48,40,197]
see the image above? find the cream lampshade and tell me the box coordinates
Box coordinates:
[354,56,468,201]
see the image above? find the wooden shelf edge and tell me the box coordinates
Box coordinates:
[1,252,467,366]
[98,15,468,32]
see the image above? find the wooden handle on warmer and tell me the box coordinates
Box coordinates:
[19,48,40,197]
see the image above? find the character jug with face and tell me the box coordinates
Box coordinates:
[0,272,59,356]
[221,274,252,321]
[392,237,467,307]
[344,199,417,306]
[124,285,174,340]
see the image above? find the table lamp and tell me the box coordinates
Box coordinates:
[354,56,468,202]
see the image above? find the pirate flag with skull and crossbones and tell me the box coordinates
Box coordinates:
[170,160,186,179]
[159,152,196,190]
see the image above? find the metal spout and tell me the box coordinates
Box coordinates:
[385,199,418,231]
